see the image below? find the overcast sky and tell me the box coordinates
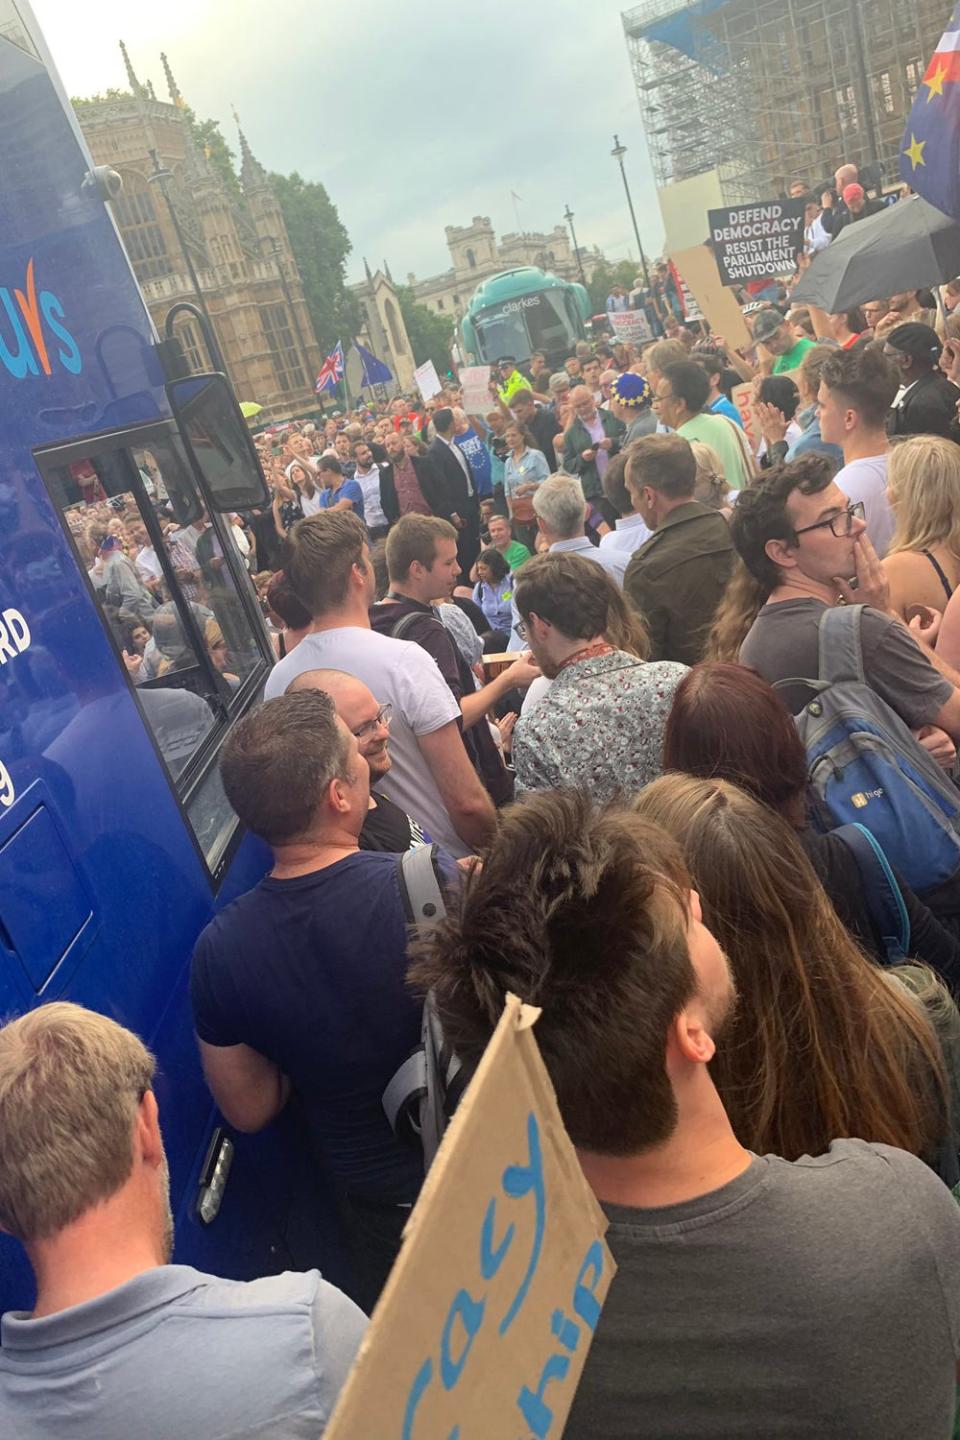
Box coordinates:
[32,0,663,285]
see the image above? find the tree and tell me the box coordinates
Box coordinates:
[586,258,643,313]
[184,110,240,198]
[396,286,455,376]
[268,171,359,356]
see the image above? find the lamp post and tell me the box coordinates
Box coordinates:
[147,148,227,375]
[610,135,651,291]
[563,204,587,287]
[262,235,312,386]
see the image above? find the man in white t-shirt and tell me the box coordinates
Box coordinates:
[264,511,494,857]
[818,345,898,558]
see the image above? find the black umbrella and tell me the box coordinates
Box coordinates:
[791,195,960,312]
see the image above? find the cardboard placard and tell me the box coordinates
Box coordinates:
[669,260,703,322]
[708,200,806,286]
[667,245,752,350]
[460,365,492,416]
[608,308,653,346]
[324,994,615,1440]
[732,381,760,453]
[414,359,443,402]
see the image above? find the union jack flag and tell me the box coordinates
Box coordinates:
[315,341,344,394]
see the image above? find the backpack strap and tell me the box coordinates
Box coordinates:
[832,822,911,963]
[389,610,429,644]
[396,844,446,928]
[817,603,867,686]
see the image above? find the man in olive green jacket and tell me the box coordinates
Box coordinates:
[623,433,734,666]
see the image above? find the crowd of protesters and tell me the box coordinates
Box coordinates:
[10,157,960,1439]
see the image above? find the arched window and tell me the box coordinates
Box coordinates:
[466,247,477,268]
[384,297,404,354]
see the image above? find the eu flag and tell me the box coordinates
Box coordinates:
[900,3,960,218]
[354,341,393,387]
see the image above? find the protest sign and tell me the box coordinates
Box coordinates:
[709,199,806,286]
[324,993,615,1440]
[668,245,752,349]
[414,359,443,402]
[460,364,492,415]
[732,381,760,453]
[609,308,653,346]
[669,260,703,322]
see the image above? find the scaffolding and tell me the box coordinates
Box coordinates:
[623,0,950,203]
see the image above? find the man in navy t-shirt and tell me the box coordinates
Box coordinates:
[190,688,458,1311]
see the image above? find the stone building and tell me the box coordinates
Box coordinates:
[75,44,322,422]
[348,260,417,397]
[407,216,604,322]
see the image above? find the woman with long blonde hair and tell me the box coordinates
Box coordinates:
[882,436,960,619]
[633,773,953,1169]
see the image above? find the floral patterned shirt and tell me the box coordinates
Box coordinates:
[512,650,687,802]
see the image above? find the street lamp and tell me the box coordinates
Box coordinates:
[262,235,312,387]
[563,204,587,287]
[147,148,228,375]
[610,135,651,291]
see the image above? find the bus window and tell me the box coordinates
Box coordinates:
[526,292,577,358]
[168,374,269,512]
[472,305,530,363]
[46,454,220,780]
[39,424,272,877]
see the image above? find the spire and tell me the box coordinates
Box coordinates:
[160,52,185,109]
[364,256,373,283]
[232,105,268,191]
[383,258,394,284]
[145,79,156,100]
[119,40,143,98]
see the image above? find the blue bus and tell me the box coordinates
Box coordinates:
[0,7,335,1312]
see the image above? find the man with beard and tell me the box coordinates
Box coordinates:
[0,1003,365,1437]
[410,787,960,1438]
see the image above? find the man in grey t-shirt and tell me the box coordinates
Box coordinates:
[0,1004,365,1440]
[733,457,960,749]
[411,788,960,1437]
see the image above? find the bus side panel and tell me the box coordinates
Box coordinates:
[0,38,303,1311]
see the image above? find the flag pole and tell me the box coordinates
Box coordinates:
[340,339,353,413]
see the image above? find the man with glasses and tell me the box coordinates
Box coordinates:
[653,362,754,491]
[733,457,960,749]
[289,668,431,852]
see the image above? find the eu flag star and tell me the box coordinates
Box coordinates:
[904,133,927,169]
[925,62,949,100]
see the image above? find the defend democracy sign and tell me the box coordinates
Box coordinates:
[709,199,805,286]
[324,994,615,1440]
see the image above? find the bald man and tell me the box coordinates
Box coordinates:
[288,668,430,851]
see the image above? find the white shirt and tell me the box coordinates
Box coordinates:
[599,513,653,556]
[836,453,894,558]
[354,465,388,529]
[135,546,163,584]
[507,535,627,650]
[299,488,323,516]
[264,626,467,855]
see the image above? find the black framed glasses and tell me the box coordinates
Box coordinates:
[353,703,392,740]
[513,620,528,642]
[793,500,865,539]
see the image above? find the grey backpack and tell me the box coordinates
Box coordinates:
[382,844,465,1171]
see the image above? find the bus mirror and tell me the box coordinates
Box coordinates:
[166,373,269,513]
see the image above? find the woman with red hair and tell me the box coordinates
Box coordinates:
[663,661,960,988]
